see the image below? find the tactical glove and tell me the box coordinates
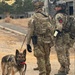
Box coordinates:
[27,44,32,52]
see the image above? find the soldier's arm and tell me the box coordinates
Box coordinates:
[54,13,66,37]
[55,13,65,31]
[26,19,34,45]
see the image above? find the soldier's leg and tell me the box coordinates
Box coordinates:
[44,44,51,75]
[34,44,46,75]
[62,45,70,74]
[37,57,46,75]
[55,45,70,74]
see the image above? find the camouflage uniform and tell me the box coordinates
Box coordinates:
[27,10,54,75]
[54,11,71,74]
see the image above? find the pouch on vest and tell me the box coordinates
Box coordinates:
[70,19,75,39]
[64,16,75,39]
[31,35,37,45]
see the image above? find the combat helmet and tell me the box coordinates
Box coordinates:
[32,0,44,9]
[55,1,66,10]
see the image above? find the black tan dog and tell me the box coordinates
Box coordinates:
[1,49,27,75]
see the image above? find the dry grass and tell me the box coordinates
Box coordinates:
[3,17,30,27]
[10,18,30,27]
[0,17,30,28]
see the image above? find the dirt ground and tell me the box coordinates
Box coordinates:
[4,18,30,27]
[0,18,75,75]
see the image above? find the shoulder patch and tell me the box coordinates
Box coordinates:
[57,17,63,23]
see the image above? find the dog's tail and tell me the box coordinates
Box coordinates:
[1,60,5,75]
[1,58,8,75]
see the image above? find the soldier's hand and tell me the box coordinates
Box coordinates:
[27,44,32,52]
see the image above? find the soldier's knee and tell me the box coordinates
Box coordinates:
[34,49,44,57]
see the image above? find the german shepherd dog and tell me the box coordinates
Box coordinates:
[1,49,27,75]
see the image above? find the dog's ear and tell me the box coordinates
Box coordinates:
[16,49,19,55]
[23,49,26,55]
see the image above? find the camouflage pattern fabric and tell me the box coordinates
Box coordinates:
[54,12,71,74]
[34,43,51,75]
[27,12,54,45]
[34,1,44,8]
[26,12,54,75]
[54,13,66,31]
[55,33,70,73]
[32,0,44,9]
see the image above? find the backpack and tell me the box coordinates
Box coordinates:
[64,16,75,38]
[69,17,75,38]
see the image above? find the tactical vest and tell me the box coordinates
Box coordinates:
[55,12,75,39]
[33,13,52,36]
[32,13,54,45]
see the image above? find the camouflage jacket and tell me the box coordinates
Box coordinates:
[54,12,72,45]
[26,12,54,45]
[54,12,67,32]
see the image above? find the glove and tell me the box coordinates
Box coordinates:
[27,44,32,52]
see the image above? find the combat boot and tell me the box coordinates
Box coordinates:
[59,66,70,74]
[46,73,50,75]
[55,66,69,75]
[58,70,69,74]
[33,67,39,70]
[55,73,67,75]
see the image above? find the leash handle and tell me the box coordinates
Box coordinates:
[25,64,27,72]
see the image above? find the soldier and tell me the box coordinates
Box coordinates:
[26,0,54,75]
[53,2,71,75]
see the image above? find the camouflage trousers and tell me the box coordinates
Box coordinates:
[55,35,71,74]
[34,42,51,75]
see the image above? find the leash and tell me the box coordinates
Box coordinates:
[20,35,27,51]
[74,48,75,74]
[20,62,27,72]
[19,34,27,74]
[25,64,27,72]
